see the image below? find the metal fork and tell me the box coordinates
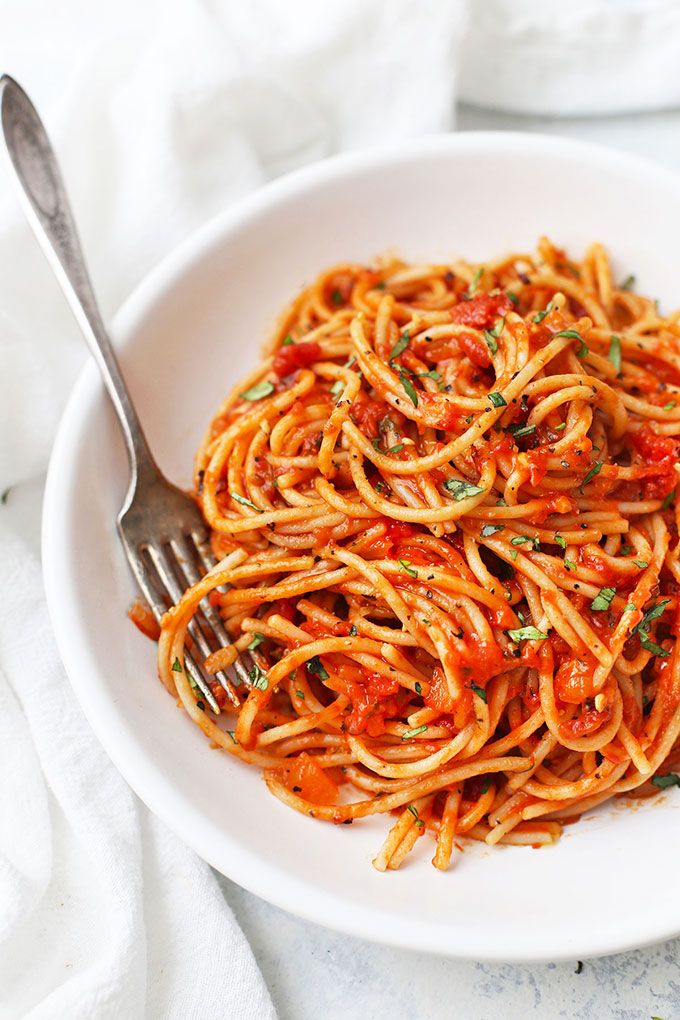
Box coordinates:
[0,74,249,713]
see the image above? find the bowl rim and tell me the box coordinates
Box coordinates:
[43,131,680,961]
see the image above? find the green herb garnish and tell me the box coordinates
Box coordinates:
[608,334,621,373]
[247,632,265,650]
[231,491,263,513]
[398,559,418,578]
[444,479,486,501]
[307,655,330,680]
[249,664,269,691]
[591,587,616,612]
[402,724,428,740]
[651,774,680,789]
[398,371,418,407]
[580,460,603,491]
[171,657,182,672]
[633,599,671,657]
[240,380,275,401]
[389,332,410,362]
[506,626,548,643]
[481,524,504,537]
[488,392,507,408]
[468,683,487,703]
[532,299,555,323]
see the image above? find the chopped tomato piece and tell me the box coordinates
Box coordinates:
[456,331,492,369]
[128,599,160,641]
[554,657,596,704]
[349,394,393,437]
[279,752,340,805]
[450,293,512,329]
[272,340,321,378]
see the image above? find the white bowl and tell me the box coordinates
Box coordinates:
[43,133,680,961]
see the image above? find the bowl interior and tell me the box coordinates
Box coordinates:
[44,134,680,960]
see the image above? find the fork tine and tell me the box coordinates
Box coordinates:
[129,555,221,714]
[191,533,254,690]
[145,543,241,709]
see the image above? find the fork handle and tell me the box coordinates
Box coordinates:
[0,74,157,482]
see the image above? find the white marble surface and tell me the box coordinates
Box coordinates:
[216,106,680,1020]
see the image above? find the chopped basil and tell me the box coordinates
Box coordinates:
[664,400,677,411]
[634,560,649,569]
[247,632,265,650]
[330,379,344,398]
[651,773,680,789]
[407,804,425,827]
[481,524,504,537]
[402,724,428,740]
[484,331,498,355]
[633,598,671,658]
[579,460,603,491]
[620,274,636,291]
[488,392,507,408]
[468,683,487,703]
[282,335,295,346]
[247,664,268,691]
[662,491,675,510]
[417,369,442,382]
[398,559,418,578]
[399,371,418,407]
[307,655,330,680]
[506,625,548,643]
[389,332,410,362]
[372,437,381,451]
[444,479,486,501]
[386,444,404,454]
[608,334,622,373]
[295,690,305,700]
[623,602,637,612]
[231,491,263,513]
[171,657,182,672]
[196,700,205,711]
[591,586,616,612]
[349,624,358,636]
[553,328,588,357]
[507,422,536,439]
[553,422,567,432]
[554,534,567,549]
[226,730,238,744]
[532,299,555,323]
[506,291,519,305]
[415,681,423,695]
[466,266,483,297]
[564,558,576,572]
[331,288,343,305]
[508,549,518,561]
[240,379,275,401]
[344,355,357,369]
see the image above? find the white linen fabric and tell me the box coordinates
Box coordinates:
[0,1,678,1017]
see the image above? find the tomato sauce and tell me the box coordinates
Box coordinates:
[449,293,512,330]
[272,340,321,378]
[629,427,680,499]
[349,394,394,436]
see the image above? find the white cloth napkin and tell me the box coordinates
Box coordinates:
[1,1,679,1017]
[0,2,466,1017]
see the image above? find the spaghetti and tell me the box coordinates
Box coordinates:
[157,238,680,871]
